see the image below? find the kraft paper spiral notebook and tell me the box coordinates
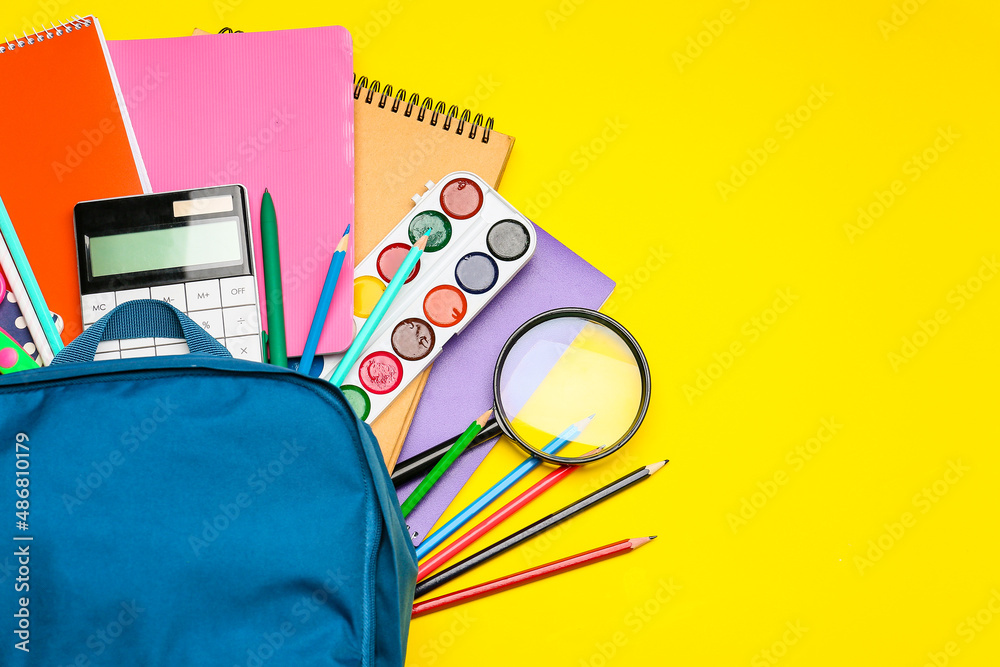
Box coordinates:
[106,27,355,356]
[396,225,615,545]
[0,16,150,346]
[350,78,515,463]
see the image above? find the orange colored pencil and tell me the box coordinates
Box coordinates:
[411,536,655,618]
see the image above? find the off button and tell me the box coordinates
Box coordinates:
[221,275,256,307]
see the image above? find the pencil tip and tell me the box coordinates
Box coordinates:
[646,460,669,474]
[336,232,351,252]
[573,414,596,431]
[342,224,351,236]
[630,536,656,549]
[477,409,493,426]
[414,235,429,250]
[264,187,269,193]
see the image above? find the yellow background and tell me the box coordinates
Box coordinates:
[4,0,999,664]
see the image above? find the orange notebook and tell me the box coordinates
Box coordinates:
[0,16,149,344]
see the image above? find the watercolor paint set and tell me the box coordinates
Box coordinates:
[329,171,536,422]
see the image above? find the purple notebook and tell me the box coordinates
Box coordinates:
[395,224,615,545]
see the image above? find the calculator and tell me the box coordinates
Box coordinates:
[74,185,263,362]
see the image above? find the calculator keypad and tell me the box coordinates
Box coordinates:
[189,309,224,339]
[185,280,222,311]
[150,284,186,310]
[220,276,256,307]
[81,292,116,321]
[82,277,262,362]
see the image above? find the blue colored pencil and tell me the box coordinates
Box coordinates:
[299,225,351,376]
[0,195,63,361]
[414,415,594,560]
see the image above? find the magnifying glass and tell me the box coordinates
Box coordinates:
[392,308,650,484]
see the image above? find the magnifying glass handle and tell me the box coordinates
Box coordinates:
[392,418,501,487]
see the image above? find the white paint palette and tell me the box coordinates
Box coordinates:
[326,171,536,422]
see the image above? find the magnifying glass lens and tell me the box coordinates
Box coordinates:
[497,316,646,460]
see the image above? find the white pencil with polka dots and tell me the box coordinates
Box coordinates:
[0,197,56,365]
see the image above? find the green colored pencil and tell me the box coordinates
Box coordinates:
[401,409,492,517]
[260,189,287,367]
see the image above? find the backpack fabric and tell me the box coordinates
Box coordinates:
[0,300,417,666]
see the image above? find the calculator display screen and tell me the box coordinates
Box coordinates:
[89,218,244,278]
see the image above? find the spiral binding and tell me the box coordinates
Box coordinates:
[1,15,92,55]
[213,27,493,144]
[352,75,493,144]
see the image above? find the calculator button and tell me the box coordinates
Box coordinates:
[156,342,190,356]
[185,280,222,311]
[220,276,257,307]
[191,308,224,339]
[150,284,187,310]
[96,339,120,353]
[154,337,187,346]
[225,336,263,362]
[115,287,151,304]
[120,337,156,350]
[94,351,121,361]
[82,292,116,324]
[120,346,155,359]
[223,304,260,337]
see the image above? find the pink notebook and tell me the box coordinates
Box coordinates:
[107,28,354,355]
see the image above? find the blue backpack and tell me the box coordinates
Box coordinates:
[0,300,417,666]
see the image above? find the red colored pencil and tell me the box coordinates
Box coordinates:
[411,536,655,618]
[417,462,581,581]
